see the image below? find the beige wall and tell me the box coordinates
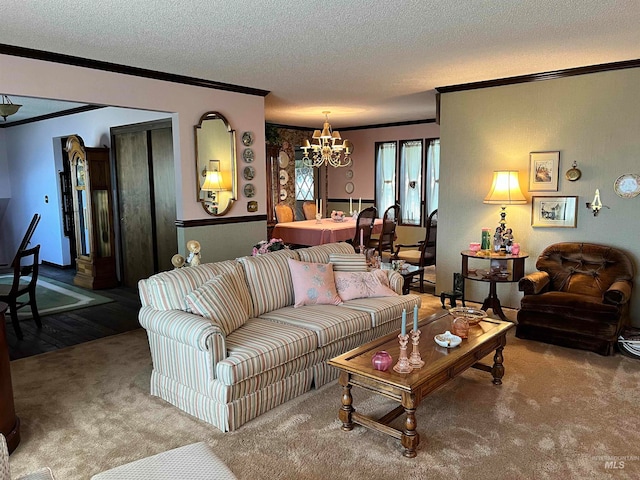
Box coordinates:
[439,68,640,325]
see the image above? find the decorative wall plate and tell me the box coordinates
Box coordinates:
[243,183,255,198]
[242,148,254,163]
[279,188,288,200]
[346,169,353,179]
[345,182,354,194]
[614,173,640,198]
[243,166,255,180]
[278,151,290,168]
[242,131,254,146]
[279,169,289,185]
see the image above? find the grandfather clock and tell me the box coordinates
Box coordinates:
[65,135,118,289]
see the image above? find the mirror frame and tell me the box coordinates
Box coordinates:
[194,111,238,216]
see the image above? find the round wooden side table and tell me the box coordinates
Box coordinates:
[0,302,20,453]
[460,250,528,321]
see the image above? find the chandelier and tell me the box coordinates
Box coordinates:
[0,95,22,121]
[301,111,353,168]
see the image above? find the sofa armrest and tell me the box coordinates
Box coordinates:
[385,270,405,294]
[139,306,226,353]
[518,271,550,295]
[604,280,633,305]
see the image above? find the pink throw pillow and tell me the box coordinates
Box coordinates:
[334,269,399,301]
[287,258,342,307]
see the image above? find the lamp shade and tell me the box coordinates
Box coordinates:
[201,170,224,191]
[483,170,527,204]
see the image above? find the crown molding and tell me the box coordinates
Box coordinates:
[436,58,640,93]
[0,43,270,97]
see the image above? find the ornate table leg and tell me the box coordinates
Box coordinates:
[338,373,354,431]
[401,393,420,458]
[491,345,505,385]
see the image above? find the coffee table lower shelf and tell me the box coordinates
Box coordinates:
[330,313,513,458]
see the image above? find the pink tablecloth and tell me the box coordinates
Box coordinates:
[272,218,383,247]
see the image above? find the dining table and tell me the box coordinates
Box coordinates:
[272,217,383,247]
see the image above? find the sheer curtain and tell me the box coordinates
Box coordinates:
[399,140,423,225]
[375,142,397,215]
[426,139,440,215]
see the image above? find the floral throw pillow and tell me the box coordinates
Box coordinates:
[287,258,343,307]
[334,269,399,301]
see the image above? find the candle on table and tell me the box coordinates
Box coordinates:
[401,309,406,336]
[413,304,419,332]
[360,228,364,246]
[319,198,322,217]
[350,197,353,213]
[358,197,361,212]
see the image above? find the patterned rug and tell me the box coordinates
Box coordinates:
[0,274,113,319]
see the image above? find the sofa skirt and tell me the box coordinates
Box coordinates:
[150,367,314,431]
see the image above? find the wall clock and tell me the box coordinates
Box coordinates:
[565,161,581,182]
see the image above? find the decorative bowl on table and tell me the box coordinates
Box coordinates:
[331,210,345,222]
[434,331,462,348]
[448,307,487,325]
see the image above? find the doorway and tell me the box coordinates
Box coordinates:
[111,120,177,288]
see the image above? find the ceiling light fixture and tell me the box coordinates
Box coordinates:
[0,95,22,121]
[301,111,353,168]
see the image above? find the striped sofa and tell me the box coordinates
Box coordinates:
[138,242,421,432]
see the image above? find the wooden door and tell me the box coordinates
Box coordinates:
[112,121,176,288]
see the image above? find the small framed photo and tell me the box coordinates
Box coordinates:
[529,151,560,191]
[531,196,578,228]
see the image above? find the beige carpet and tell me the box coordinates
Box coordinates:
[8,294,640,479]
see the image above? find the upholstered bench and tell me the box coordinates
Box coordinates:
[91,442,236,480]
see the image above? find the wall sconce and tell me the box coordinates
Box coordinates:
[586,188,609,216]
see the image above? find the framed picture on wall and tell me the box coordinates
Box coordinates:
[529,151,560,191]
[531,196,577,228]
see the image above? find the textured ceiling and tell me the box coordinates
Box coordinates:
[1,0,640,128]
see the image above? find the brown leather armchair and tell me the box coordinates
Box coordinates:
[517,242,634,355]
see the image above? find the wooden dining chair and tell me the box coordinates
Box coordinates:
[0,213,40,272]
[348,206,377,252]
[368,204,399,257]
[0,245,41,340]
[275,203,295,223]
[302,201,317,220]
[394,209,437,292]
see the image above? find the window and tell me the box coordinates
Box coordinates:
[295,150,314,201]
[375,138,439,226]
[375,142,397,216]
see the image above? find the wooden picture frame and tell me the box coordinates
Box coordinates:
[531,196,578,228]
[529,151,560,191]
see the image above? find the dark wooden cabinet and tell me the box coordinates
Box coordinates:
[0,303,20,453]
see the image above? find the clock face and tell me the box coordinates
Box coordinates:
[565,168,581,181]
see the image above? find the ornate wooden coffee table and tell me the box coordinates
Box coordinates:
[328,311,514,457]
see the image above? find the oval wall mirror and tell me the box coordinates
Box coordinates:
[194,112,238,216]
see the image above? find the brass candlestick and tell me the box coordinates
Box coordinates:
[393,333,413,374]
[409,329,424,368]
